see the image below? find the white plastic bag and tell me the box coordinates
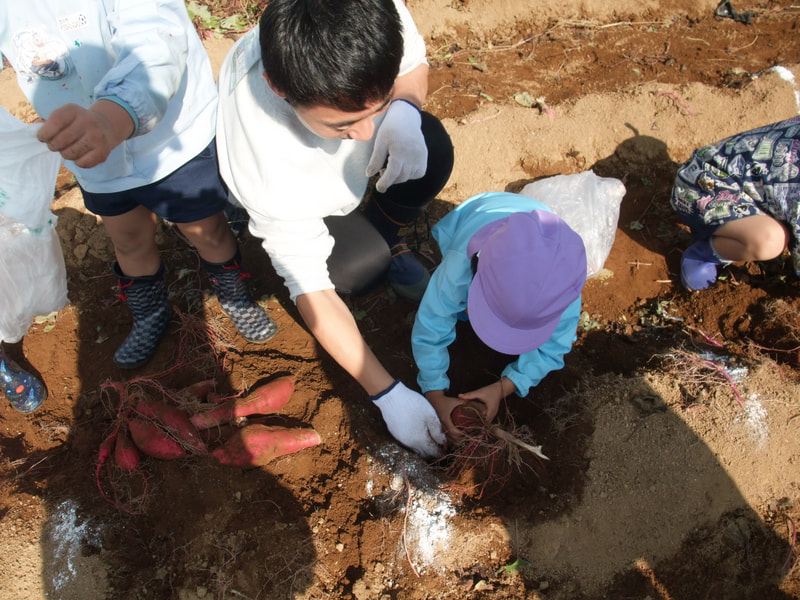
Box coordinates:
[0,106,68,343]
[521,170,625,278]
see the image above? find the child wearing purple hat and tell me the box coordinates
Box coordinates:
[671,117,800,290]
[411,191,587,439]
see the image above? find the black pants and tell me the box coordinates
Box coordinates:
[324,111,454,295]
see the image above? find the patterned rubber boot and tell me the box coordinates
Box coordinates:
[203,252,278,343]
[113,262,173,369]
[0,345,47,413]
[388,241,431,302]
[680,239,724,291]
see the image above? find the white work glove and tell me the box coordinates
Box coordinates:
[366,99,428,193]
[370,380,446,458]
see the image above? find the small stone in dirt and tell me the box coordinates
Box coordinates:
[629,393,667,414]
[196,586,208,598]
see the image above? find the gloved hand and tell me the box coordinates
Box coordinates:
[371,379,446,458]
[366,99,428,193]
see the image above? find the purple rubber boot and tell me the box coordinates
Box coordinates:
[680,239,722,291]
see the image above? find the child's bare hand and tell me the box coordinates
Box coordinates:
[425,390,468,442]
[457,377,516,423]
[37,101,134,168]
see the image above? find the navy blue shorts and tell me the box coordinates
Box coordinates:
[80,140,228,223]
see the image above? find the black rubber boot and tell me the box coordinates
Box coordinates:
[203,251,278,343]
[113,262,172,369]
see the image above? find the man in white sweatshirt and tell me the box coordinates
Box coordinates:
[216,0,454,457]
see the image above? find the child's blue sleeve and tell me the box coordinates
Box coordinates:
[94,0,192,136]
[501,296,582,397]
[412,251,472,394]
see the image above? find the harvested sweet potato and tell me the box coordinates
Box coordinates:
[451,400,488,431]
[113,427,141,472]
[128,417,187,460]
[134,398,207,453]
[212,424,320,467]
[191,376,295,430]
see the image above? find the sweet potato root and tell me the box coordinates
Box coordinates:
[190,376,295,430]
[113,427,141,472]
[184,379,217,401]
[128,417,187,460]
[212,424,320,467]
[134,398,207,453]
[96,428,119,502]
[451,400,549,461]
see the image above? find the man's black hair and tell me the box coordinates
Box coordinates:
[259,0,404,111]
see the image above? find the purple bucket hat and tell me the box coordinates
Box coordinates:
[466,210,587,355]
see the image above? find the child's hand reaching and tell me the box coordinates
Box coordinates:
[457,378,515,425]
[425,390,468,441]
[37,100,134,168]
[427,377,516,441]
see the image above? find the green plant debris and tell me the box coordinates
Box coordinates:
[33,311,59,324]
[579,311,603,331]
[656,300,683,322]
[594,268,614,281]
[496,557,530,577]
[186,1,245,36]
[629,220,644,230]
[513,92,535,108]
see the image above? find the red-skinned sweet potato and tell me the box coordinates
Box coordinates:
[128,417,187,460]
[134,398,207,453]
[212,424,320,467]
[451,400,488,431]
[113,427,140,472]
[190,376,295,430]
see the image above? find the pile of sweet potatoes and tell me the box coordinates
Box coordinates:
[98,375,320,480]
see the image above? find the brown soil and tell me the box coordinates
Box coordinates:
[2,1,800,599]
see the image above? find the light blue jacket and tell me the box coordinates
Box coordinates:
[0,0,218,193]
[412,192,582,397]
